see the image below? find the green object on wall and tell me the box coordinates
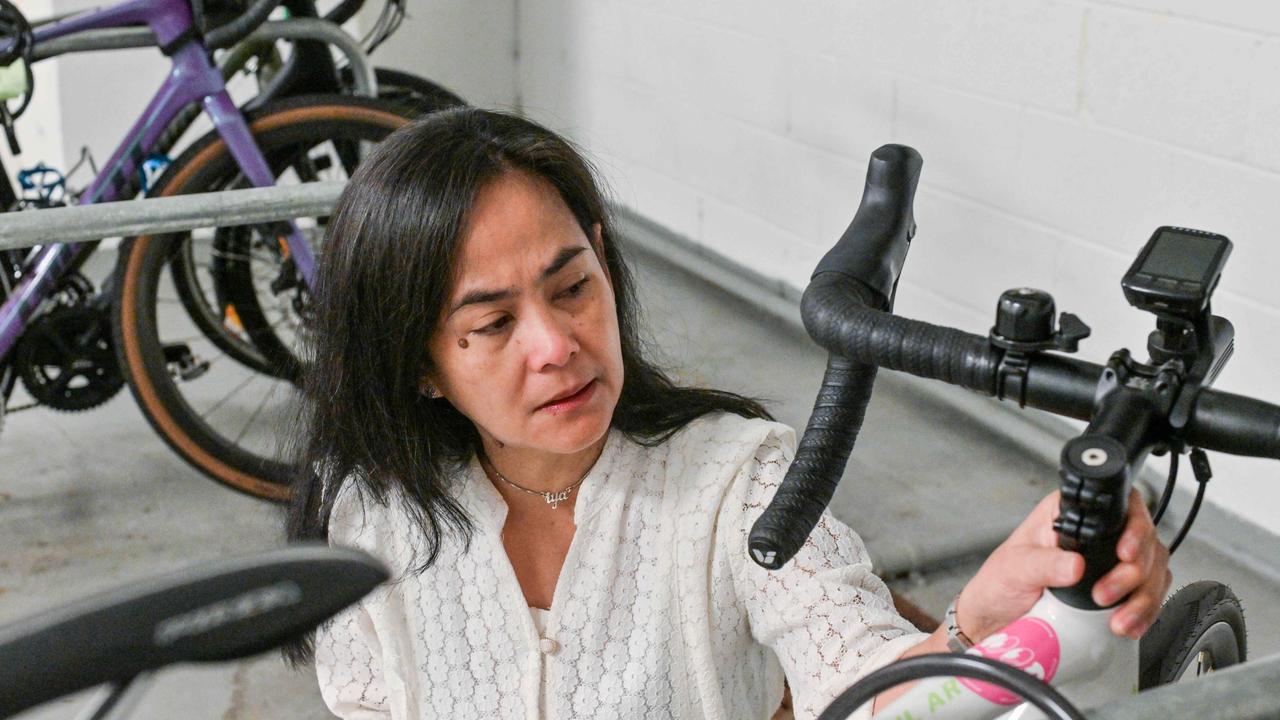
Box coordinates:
[0,59,28,101]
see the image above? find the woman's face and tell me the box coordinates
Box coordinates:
[427,169,624,457]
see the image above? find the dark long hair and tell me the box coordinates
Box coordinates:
[286,107,769,624]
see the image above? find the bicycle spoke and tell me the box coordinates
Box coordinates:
[164,333,223,347]
[232,379,284,445]
[208,249,279,264]
[197,370,261,422]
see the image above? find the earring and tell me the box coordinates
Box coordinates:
[421,383,440,399]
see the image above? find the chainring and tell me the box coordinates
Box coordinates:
[15,304,124,411]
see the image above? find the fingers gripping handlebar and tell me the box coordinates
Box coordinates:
[747,144,924,570]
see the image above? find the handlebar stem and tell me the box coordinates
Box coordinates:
[1051,362,1171,609]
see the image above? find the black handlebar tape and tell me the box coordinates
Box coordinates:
[812,144,923,305]
[748,282,884,570]
[205,0,284,50]
[806,282,1002,395]
[748,145,925,571]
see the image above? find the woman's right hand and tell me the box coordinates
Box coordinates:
[955,489,1171,643]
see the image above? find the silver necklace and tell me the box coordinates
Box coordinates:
[481,455,590,509]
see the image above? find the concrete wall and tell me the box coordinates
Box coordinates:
[4,0,171,182]
[1,0,64,175]
[357,0,519,110]
[513,1,1280,536]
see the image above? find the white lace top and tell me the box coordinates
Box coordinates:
[314,413,926,720]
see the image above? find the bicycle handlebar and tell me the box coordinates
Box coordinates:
[808,312,1280,458]
[204,0,283,50]
[748,143,1280,571]
[747,144,922,570]
[0,545,387,719]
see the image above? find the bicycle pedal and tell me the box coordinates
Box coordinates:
[162,343,209,381]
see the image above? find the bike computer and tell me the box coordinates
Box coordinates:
[1121,226,1231,319]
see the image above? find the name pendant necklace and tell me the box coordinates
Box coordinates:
[483,455,590,509]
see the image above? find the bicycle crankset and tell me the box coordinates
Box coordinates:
[15,304,124,411]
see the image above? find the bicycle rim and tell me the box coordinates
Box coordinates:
[1173,620,1241,680]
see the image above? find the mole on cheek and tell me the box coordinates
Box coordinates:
[458,338,469,349]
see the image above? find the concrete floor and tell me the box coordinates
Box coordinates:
[2,245,1278,719]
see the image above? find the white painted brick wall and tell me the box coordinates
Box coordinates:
[0,0,61,172]
[359,0,518,110]
[3,0,166,180]
[1095,0,1280,36]
[517,1,1280,535]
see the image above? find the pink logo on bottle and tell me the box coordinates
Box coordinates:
[958,617,1061,706]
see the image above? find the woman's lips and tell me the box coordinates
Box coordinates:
[536,379,597,414]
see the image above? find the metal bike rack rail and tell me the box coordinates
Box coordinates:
[1085,651,1280,719]
[31,18,377,97]
[0,181,344,251]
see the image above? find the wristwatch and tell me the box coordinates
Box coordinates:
[944,594,976,653]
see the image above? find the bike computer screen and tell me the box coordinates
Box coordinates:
[1121,226,1231,318]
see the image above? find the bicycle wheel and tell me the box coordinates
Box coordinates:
[342,66,466,117]
[209,71,460,375]
[1138,580,1246,689]
[168,71,461,378]
[114,94,411,500]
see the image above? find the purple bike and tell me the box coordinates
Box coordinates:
[0,0,431,500]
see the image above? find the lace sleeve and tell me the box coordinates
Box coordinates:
[314,598,393,719]
[314,482,394,719]
[722,431,928,720]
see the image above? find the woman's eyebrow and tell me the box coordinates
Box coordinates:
[447,246,588,316]
[539,246,587,281]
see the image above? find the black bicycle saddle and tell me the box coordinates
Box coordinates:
[0,544,387,718]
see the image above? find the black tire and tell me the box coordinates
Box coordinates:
[342,66,466,117]
[113,95,411,500]
[1139,580,1246,689]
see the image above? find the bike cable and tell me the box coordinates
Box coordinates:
[1168,449,1213,555]
[1150,451,1179,527]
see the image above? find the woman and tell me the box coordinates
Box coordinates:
[287,108,1170,719]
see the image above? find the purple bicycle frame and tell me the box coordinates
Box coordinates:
[0,0,317,362]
